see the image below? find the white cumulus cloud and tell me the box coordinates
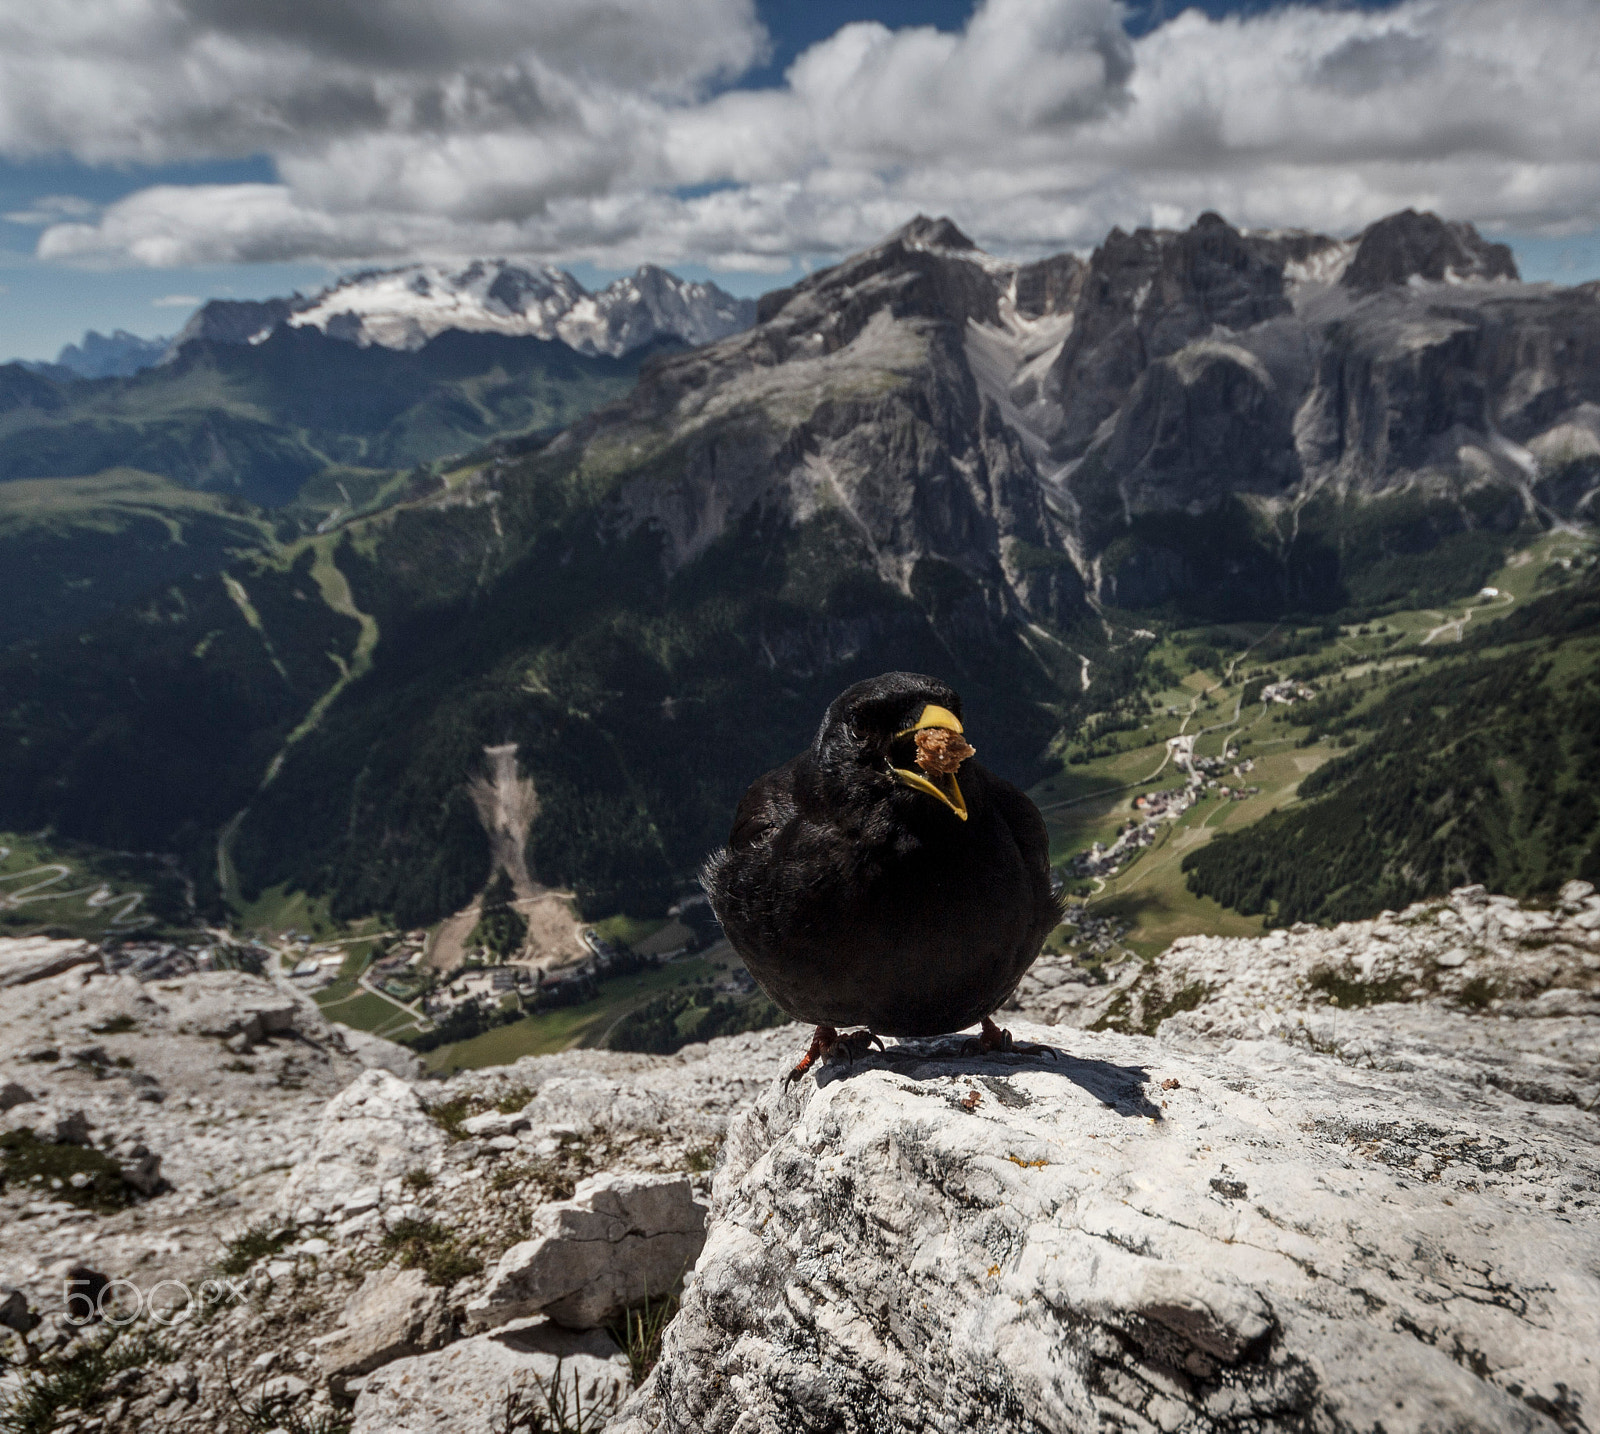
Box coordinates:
[17,0,1600,272]
[3,194,98,226]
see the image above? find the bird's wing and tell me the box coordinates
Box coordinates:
[727,758,801,850]
[988,776,1066,926]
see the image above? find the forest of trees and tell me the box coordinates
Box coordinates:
[470,871,527,957]
[604,985,787,1055]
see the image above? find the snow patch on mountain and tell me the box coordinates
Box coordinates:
[284,259,756,357]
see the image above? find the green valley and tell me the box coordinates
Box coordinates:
[1031,532,1600,963]
[0,471,270,647]
[0,328,663,649]
[4,213,1600,1077]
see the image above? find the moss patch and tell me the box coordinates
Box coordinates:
[1307,968,1410,1008]
[382,1217,483,1286]
[0,1130,135,1213]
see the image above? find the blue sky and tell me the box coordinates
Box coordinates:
[3,0,1597,361]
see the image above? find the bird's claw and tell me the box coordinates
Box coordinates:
[786,1025,837,1085]
[835,1029,885,1063]
[786,1025,883,1084]
[961,1015,1059,1060]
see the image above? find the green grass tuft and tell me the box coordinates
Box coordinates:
[382,1217,483,1286]
[216,1220,296,1276]
[0,1129,135,1213]
[607,1290,681,1389]
[497,1357,622,1433]
[0,1328,171,1434]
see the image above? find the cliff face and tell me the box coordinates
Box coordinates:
[530,208,1598,623]
[1043,212,1303,456]
[549,217,1084,633]
[1046,215,1596,611]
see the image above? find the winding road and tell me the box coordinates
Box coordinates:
[0,845,152,929]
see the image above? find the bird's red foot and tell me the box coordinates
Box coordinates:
[965,1015,1015,1054]
[786,1025,884,1083]
[833,1028,886,1064]
[962,1015,1057,1059]
[787,1025,838,1084]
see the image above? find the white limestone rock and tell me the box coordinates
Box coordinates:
[334,1022,425,1080]
[1559,880,1594,910]
[277,1070,446,1220]
[153,971,307,1042]
[350,1318,630,1434]
[313,1265,453,1386]
[1010,886,1600,1057]
[468,1173,707,1330]
[0,937,97,988]
[432,1027,803,1145]
[612,1022,1600,1434]
[460,1109,528,1139]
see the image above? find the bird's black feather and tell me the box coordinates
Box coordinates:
[702,672,1062,1037]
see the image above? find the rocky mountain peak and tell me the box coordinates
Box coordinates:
[1341,208,1519,290]
[161,260,755,363]
[1043,212,1293,455]
[46,330,172,380]
[894,215,978,251]
[613,884,1600,1434]
[4,888,1597,1434]
[1011,251,1086,319]
[165,296,301,354]
[1085,213,1291,342]
[750,223,1005,344]
[280,258,756,357]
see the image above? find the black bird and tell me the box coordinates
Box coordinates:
[702,671,1062,1079]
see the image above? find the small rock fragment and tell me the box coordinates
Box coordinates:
[0,1287,36,1333]
[51,1110,92,1146]
[1558,879,1594,909]
[468,1173,707,1330]
[120,1151,163,1195]
[313,1266,453,1387]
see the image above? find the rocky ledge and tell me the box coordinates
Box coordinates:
[612,882,1600,1434]
[617,1014,1598,1433]
[1,883,1596,1433]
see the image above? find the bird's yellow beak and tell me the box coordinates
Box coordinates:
[895,704,963,739]
[889,704,969,820]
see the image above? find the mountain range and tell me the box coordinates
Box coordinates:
[163,260,755,361]
[28,329,172,381]
[1,207,1597,935]
[0,261,755,644]
[25,260,757,377]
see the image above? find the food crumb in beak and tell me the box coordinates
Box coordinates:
[915,728,975,775]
